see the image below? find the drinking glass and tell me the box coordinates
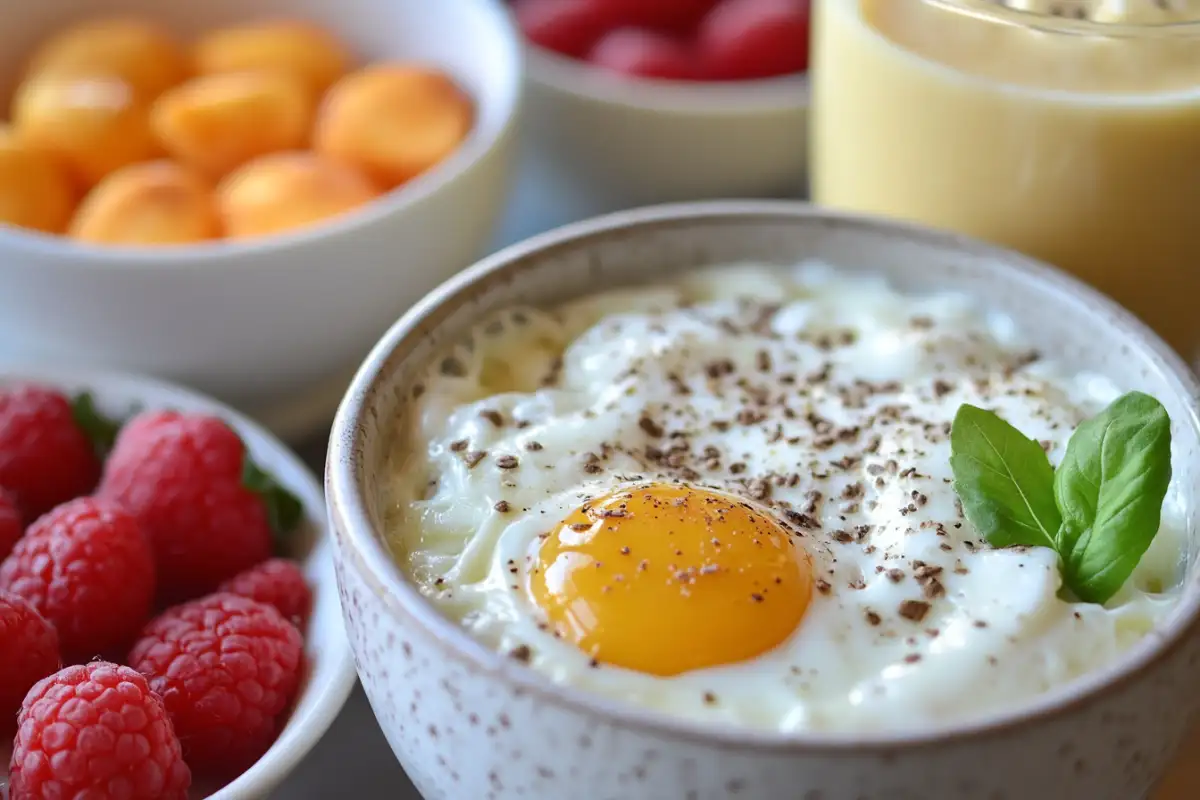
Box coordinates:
[810,0,1200,365]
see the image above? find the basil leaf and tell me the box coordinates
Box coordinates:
[950,404,1061,550]
[1053,391,1171,605]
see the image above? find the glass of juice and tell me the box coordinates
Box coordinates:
[809,0,1200,366]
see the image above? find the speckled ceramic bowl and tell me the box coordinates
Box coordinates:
[326,201,1200,800]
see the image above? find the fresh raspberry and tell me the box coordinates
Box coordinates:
[0,486,22,561]
[128,592,305,775]
[9,662,192,800]
[98,411,302,603]
[0,497,156,663]
[697,0,811,80]
[0,592,60,736]
[513,0,615,59]
[588,27,700,80]
[219,557,313,626]
[0,384,106,522]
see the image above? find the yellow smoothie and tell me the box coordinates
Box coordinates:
[810,0,1200,362]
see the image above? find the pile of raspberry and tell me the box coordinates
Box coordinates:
[0,383,313,799]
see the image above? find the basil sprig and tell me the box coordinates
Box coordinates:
[949,391,1172,604]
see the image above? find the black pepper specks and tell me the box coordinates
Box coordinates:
[419,290,1072,691]
[638,416,664,437]
[898,600,931,623]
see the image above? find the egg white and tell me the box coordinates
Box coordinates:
[382,263,1184,733]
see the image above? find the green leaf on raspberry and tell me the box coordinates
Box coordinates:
[242,457,304,541]
[70,392,123,457]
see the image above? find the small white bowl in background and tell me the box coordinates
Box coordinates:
[521,41,807,209]
[0,367,356,799]
[0,0,522,442]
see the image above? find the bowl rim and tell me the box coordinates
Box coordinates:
[0,0,523,270]
[523,40,808,115]
[0,365,359,796]
[327,199,1200,753]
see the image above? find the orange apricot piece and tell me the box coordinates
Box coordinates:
[192,20,351,97]
[12,74,159,187]
[216,150,379,239]
[150,71,314,178]
[313,64,473,188]
[0,126,76,233]
[68,160,220,245]
[23,17,188,100]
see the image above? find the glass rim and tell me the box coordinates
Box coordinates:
[924,0,1200,37]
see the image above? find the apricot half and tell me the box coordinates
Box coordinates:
[150,71,314,178]
[313,64,473,188]
[23,17,188,100]
[0,127,75,233]
[193,20,351,97]
[68,160,220,245]
[12,74,159,187]
[216,150,379,239]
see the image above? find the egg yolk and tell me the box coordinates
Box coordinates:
[531,483,812,676]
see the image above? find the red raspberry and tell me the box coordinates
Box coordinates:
[697,0,811,80]
[9,662,192,800]
[98,411,302,603]
[588,28,700,80]
[219,557,313,626]
[0,592,60,736]
[0,385,107,522]
[128,592,305,775]
[0,497,156,663]
[0,487,22,561]
[513,0,615,59]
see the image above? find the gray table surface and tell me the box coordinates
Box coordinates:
[271,149,671,799]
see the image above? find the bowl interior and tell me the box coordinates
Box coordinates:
[0,367,356,798]
[0,0,520,261]
[334,201,1200,747]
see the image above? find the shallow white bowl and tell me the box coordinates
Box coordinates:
[0,367,356,799]
[0,0,522,440]
[521,41,807,209]
[328,201,1200,800]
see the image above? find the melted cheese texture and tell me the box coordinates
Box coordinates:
[382,262,1184,733]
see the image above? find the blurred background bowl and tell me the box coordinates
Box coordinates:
[521,36,807,209]
[0,0,522,441]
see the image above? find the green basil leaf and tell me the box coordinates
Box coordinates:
[950,404,1061,550]
[1054,391,1171,605]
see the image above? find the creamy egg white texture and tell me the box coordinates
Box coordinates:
[382,263,1184,733]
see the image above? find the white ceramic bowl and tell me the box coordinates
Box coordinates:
[328,201,1200,800]
[0,367,356,799]
[0,0,522,441]
[521,39,807,209]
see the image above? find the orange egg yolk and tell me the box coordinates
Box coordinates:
[530,483,812,676]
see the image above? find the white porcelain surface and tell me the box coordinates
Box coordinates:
[0,0,522,422]
[328,201,1200,800]
[0,367,356,800]
[523,45,807,208]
